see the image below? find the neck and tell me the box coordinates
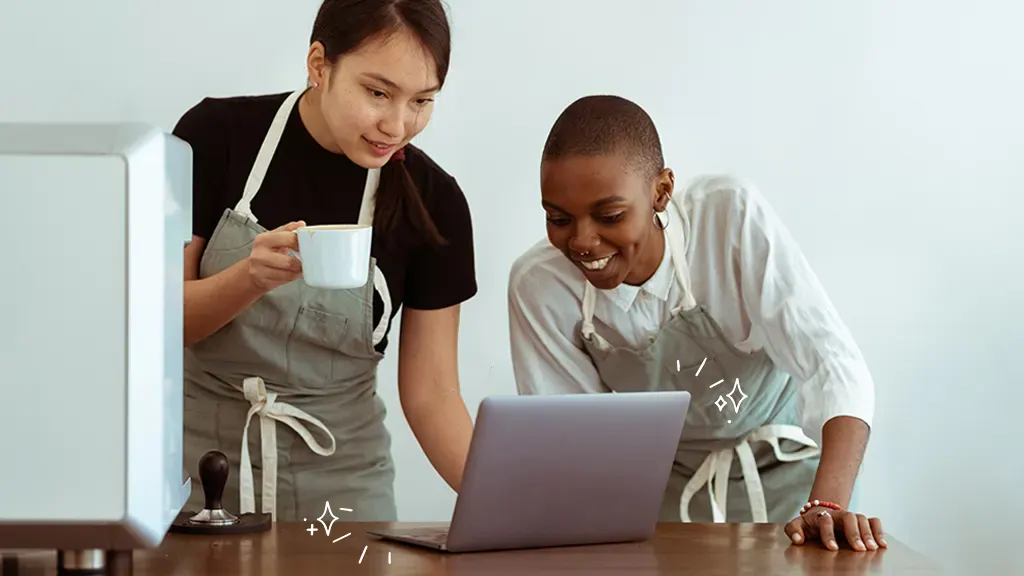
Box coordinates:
[623,224,665,286]
[297,88,343,154]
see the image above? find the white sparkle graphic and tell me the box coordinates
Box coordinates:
[678,357,751,425]
[316,501,340,536]
[303,504,391,564]
[726,378,749,412]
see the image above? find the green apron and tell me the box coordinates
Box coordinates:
[182,89,397,522]
[579,194,821,523]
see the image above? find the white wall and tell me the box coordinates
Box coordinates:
[2,1,1021,573]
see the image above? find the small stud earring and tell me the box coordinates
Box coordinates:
[313,81,319,87]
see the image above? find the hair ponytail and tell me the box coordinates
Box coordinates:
[374,151,447,248]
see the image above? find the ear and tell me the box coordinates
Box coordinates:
[306,41,328,87]
[652,168,675,211]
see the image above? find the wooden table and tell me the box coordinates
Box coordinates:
[2,522,941,575]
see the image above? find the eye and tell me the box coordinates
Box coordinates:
[545,214,570,227]
[415,97,435,106]
[366,87,388,99]
[597,212,626,224]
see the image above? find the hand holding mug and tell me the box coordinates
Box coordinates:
[247,221,306,291]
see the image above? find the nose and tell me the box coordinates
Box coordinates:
[567,222,600,256]
[378,104,406,141]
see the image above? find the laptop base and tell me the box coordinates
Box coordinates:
[366,526,451,552]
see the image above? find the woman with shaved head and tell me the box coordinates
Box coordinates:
[508,94,884,552]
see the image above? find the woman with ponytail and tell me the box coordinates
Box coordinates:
[172,0,476,523]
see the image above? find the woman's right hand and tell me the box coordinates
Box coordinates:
[247,221,306,292]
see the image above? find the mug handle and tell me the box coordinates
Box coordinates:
[289,230,302,262]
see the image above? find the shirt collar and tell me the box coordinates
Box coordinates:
[598,236,675,312]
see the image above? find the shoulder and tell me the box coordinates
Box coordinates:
[508,238,584,307]
[399,145,475,238]
[401,144,462,199]
[676,173,784,243]
[172,92,290,144]
[679,174,771,218]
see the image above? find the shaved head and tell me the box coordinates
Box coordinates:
[541,95,664,181]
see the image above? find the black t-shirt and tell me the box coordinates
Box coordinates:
[172,91,477,353]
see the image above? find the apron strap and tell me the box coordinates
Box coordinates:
[235,90,304,222]
[360,167,390,346]
[371,264,392,347]
[358,166,380,227]
[663,197,698,312]
[238,377,336,520]
[581,282,599,338]
[678,424,820,523]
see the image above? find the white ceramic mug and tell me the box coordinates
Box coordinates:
[292,224,373,289]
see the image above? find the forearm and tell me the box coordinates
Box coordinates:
[184,258,265,347]
[807,415,870,508]
[402,391,474,493]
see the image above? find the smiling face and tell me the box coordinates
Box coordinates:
[305,27,440,167]
[542,152,675,289]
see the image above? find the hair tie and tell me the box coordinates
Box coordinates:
[390,147,406,162]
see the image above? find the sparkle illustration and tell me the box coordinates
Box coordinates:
[725,378,748,412]
[303,503,391,564]
[357,545,392,565]
[712,378,749,423]
[317,501,340,535]
[677,357,709,377]
[679,357,750,425]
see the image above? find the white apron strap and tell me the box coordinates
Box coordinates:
[663,199,698,312]
[678,424,819,523]
[235,90,304,222]
[357,166,391,347]
[581,282,599,338]
[238,377,336,520]
[357,166,380,227]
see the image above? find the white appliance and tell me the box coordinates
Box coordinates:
[0,123,192,566]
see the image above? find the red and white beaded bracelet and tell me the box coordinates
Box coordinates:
[800,499,843,515]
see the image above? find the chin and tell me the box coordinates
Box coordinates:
[589,276,626,290]
[341,147,387,169]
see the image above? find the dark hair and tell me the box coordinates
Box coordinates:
[542,95,664,181]
[311,0,451,247]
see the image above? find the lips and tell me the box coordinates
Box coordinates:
[363,137,400,157]
[574,253,617,272]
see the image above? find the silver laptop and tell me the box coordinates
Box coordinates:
[366,391,690,553]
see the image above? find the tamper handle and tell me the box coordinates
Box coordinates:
[198,450,230,511]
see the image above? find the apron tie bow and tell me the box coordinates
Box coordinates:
[239,376,336,520]
[679,424,819,523]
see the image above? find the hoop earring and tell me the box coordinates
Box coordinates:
[653,209,669,231]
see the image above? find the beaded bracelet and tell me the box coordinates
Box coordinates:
[800,499,843,515]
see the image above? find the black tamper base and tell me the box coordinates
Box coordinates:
[169,511,272,535]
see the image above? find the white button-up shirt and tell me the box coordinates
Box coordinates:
[507,174,875,445]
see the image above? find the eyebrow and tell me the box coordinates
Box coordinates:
[543,195,629,212]
[362,73,440,95]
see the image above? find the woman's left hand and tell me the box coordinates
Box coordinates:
[785,507,888,552]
